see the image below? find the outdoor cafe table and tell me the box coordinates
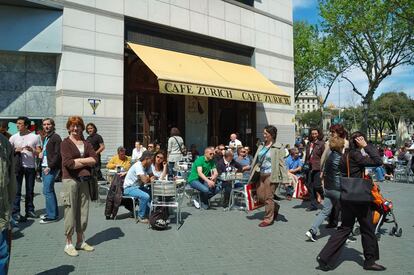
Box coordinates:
[218,173,247,211]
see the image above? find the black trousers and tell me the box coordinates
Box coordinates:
[318,202,379,267]
[328,200,341,226]
[306,170,323,208]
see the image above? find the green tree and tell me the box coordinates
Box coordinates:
[373,92,414,132]
[293,22,322,100]
[296,110,322,128]
[319,0,414,135]
[340,106,363,133]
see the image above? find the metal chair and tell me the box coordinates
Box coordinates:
[394,160,409,182]
[149,180,182,229]
[117,195,138,221]
[228,178,249,211]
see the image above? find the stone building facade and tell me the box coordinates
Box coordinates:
[0,0,294,158]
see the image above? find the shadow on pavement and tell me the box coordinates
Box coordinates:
[86,227,125,246]
[12,219,34,240]
[292,200,311,209]
[35,265,75,274]
[333,247,364,269]
[246,211,288,222]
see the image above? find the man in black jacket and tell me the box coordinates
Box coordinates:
[216,150,249,206]
[39,118,62,224]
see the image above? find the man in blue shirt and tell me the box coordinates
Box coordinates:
[284,147,303,200]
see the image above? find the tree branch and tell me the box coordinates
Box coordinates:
[341,76,364,98]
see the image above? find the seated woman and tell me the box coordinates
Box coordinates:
[217,150,250,206]
[106,146,131,172]
[151,150,168,180]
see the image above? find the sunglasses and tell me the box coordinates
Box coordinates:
[156,155,163,159]
[240,151,247,153]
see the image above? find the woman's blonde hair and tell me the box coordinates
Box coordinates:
[329,136,345,153]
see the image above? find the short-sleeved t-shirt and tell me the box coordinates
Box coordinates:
[86,133,104,152]
[123,161,152,188]
[285,155,303,171]
[9,132,41,168]
[187,156,216,183]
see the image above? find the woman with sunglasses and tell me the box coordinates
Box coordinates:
[151,150,168,180]
[250,125,289,227]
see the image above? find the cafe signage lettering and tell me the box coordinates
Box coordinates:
[159,80,291,105]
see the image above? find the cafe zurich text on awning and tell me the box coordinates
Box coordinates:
[127,42,291,105]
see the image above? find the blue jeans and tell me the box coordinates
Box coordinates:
[13,167,36,216]
[42,169,59,219]
[123,185,151,218]
[189,179,220,207]
[311,190,340,233]
[375,166,385,181]
[0,229,9,275]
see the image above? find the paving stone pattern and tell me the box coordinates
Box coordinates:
[9,180,414,275]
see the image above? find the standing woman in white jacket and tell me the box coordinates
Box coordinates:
[167,127,185,177]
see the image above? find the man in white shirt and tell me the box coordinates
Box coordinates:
[9,117,41,221]
[228,133,242,149]
[131,141,147,162]
[123,151,154,223]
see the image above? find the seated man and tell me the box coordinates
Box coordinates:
[188,147,219,210]
[123,151,154,223]
[285,147,303,200]
[213,144,226,164]
[217,150,249,206]
[106,146,131,172]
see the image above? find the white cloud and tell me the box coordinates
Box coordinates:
[292,0,314,10]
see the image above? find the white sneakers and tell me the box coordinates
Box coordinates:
[64,244,79,257]
[193,199,200,209]
[65,242,95,257]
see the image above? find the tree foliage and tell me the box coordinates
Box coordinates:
[293,22,321,100]
[319,0,414,133]
[296,110,322,128]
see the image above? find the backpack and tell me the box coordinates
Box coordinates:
[149,207,169,230]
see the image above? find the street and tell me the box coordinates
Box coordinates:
[9,180,414,275]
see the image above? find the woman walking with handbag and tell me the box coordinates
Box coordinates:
[250,125,289,227]
[305,136,344,241]
[60,116,97,257]
[317,132,385,271]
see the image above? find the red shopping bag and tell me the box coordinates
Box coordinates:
[244,182,264,211]
[293,176,309,200]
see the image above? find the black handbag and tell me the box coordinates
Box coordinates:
[340,153,373,203]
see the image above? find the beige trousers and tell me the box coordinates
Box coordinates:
[256,174,279,223]
[61,179,90,236]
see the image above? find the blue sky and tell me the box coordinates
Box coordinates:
[292,0,414,107]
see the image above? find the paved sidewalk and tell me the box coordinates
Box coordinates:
[9,180,414,275]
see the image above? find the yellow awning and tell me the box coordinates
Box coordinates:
[127,42,291,105]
